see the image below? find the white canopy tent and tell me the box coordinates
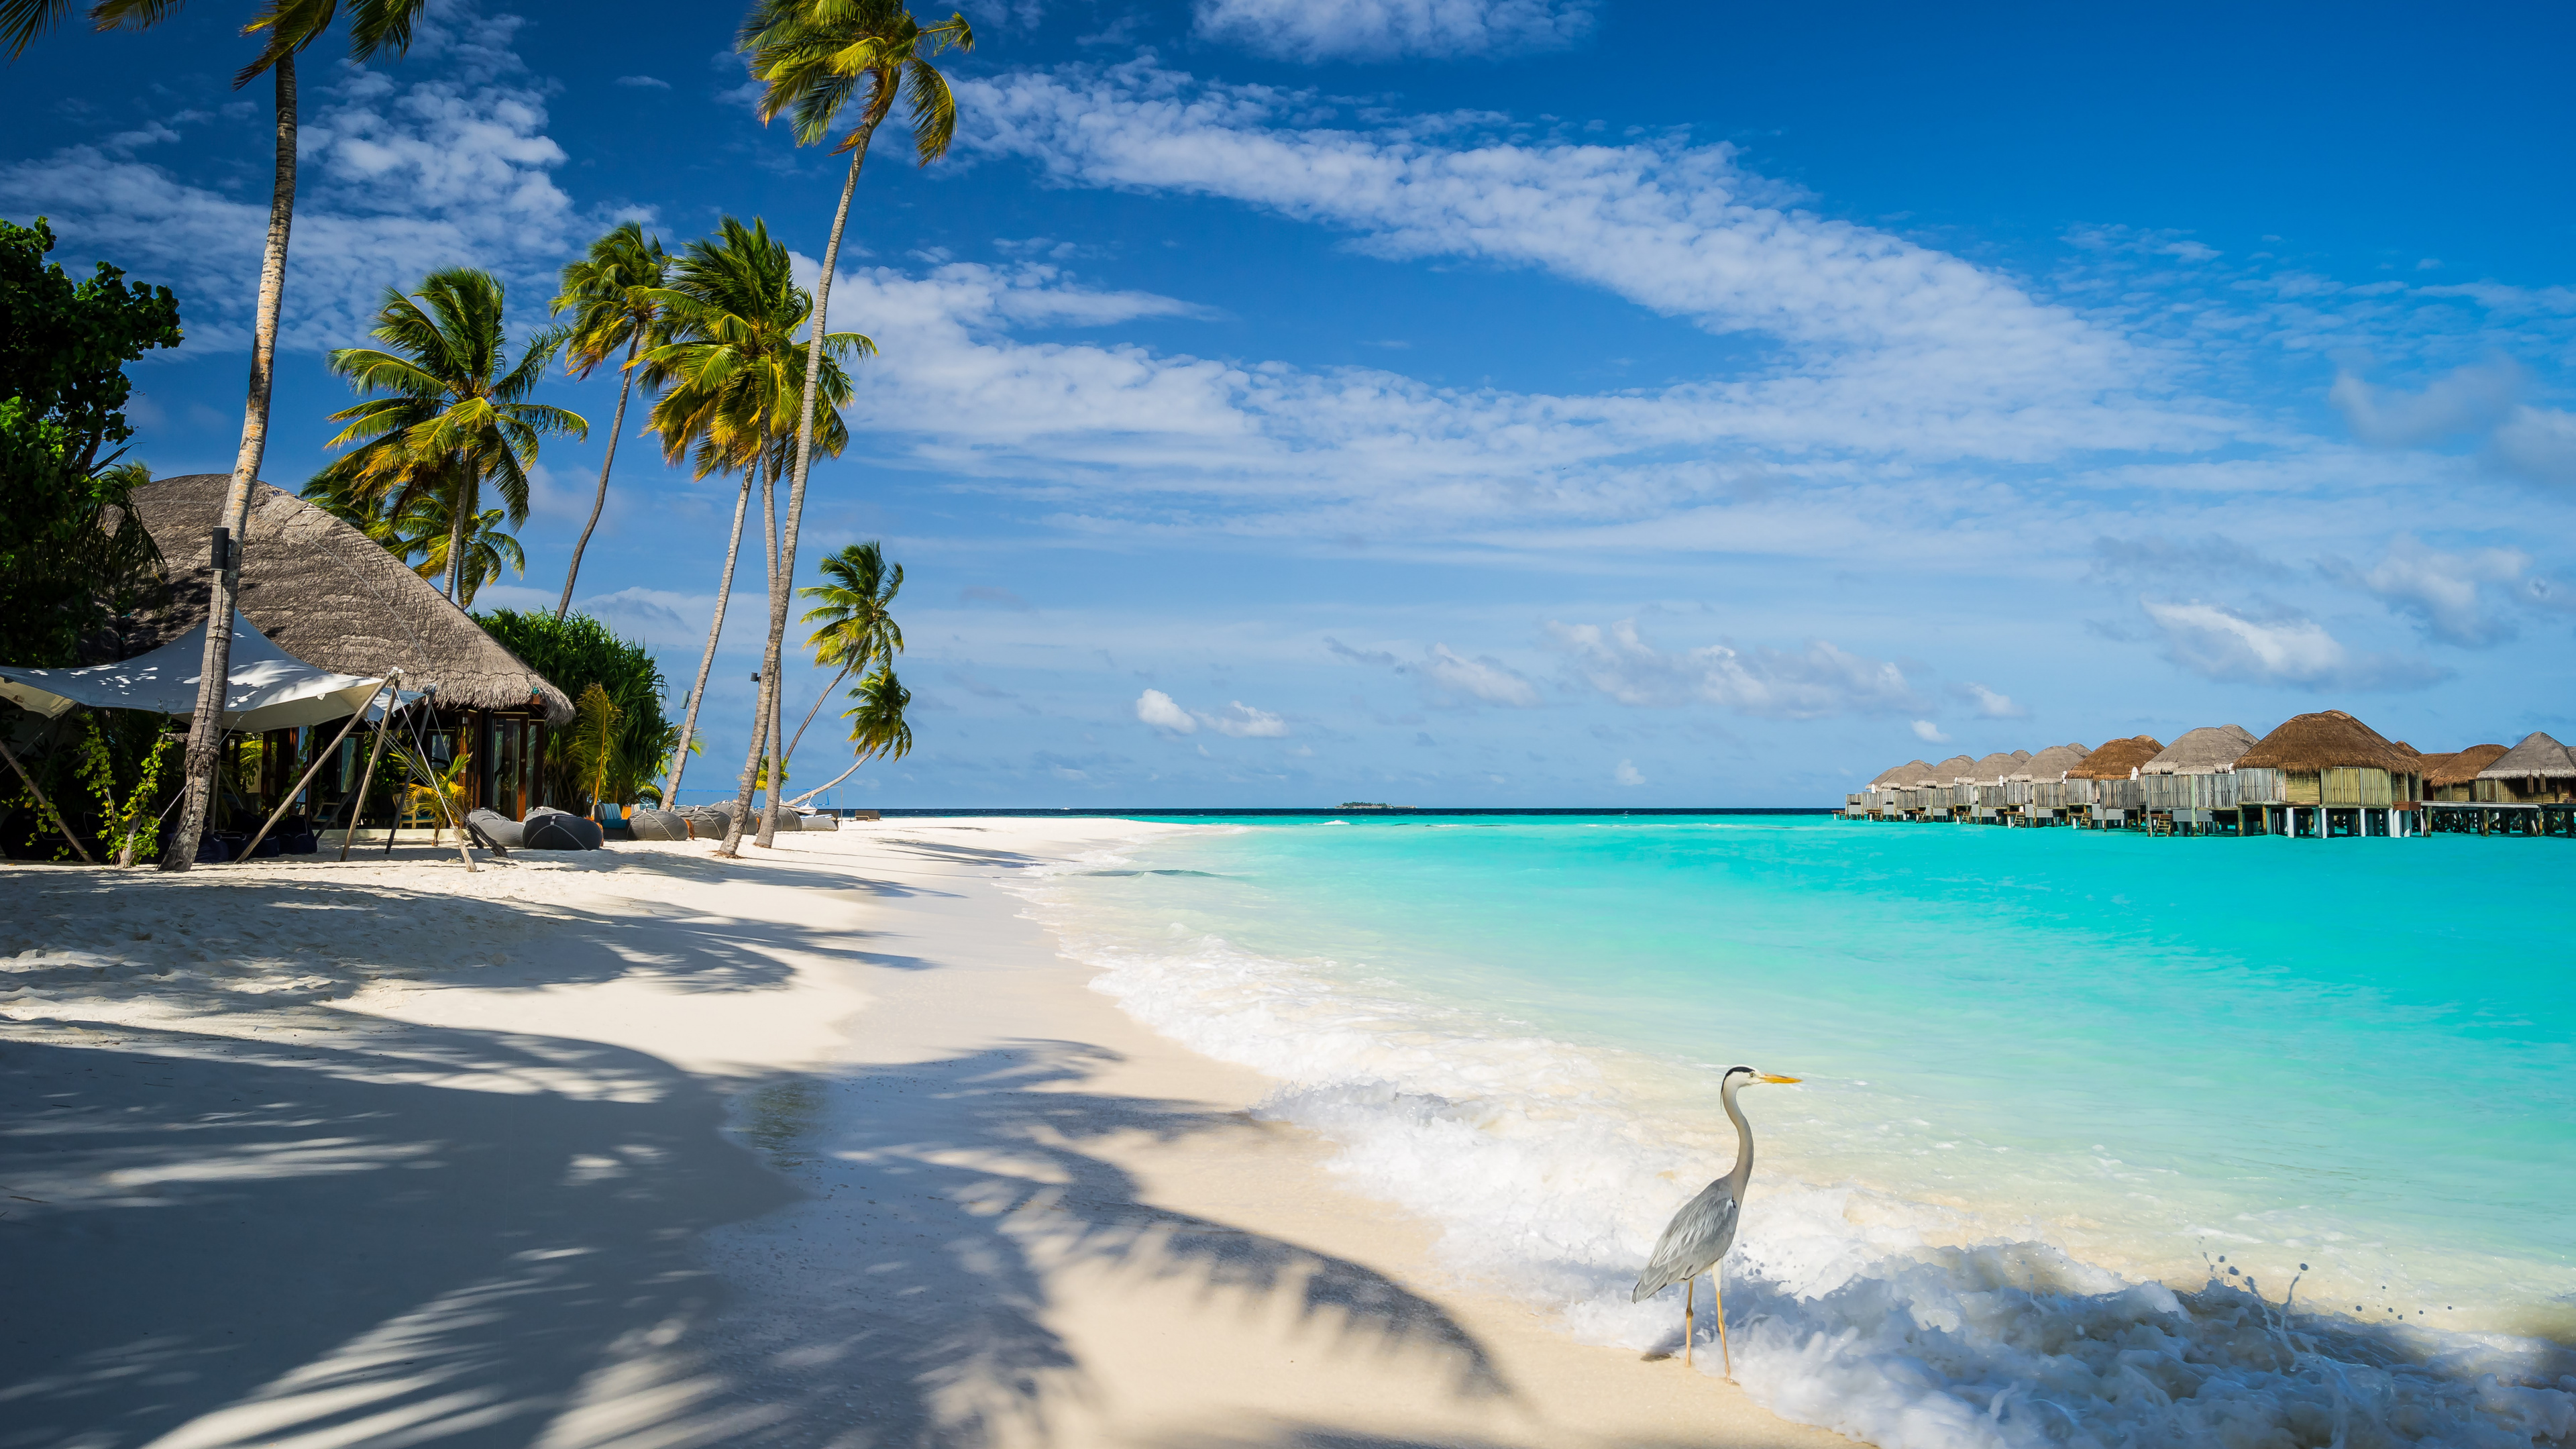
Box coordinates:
[0,620,388,731]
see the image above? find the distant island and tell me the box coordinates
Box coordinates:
[1336,802,1416,810]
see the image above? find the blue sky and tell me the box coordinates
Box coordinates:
[9,0,2575,806]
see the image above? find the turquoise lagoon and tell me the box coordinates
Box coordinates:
[1017,816,2576,1448]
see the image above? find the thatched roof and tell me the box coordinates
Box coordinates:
[2478,732,2576,781]
[2141,724,2259,775]
[1866,761,1915,787]
[2236,711,2412,774]
[2013,743,2091,782]
[1880,758,1935,788]
[1933,753,1978,783]
[119,475,573,723]
[2423,743,2507,787]
[1967,751,2024,784]
[2068,735,2165,780]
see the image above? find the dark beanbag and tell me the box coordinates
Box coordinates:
[794,811,837,832]
[626,808,682,841]
[465,808,527,849]
[523,806,604,851]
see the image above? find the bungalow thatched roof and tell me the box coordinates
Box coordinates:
[119,475,574,724]
[2068,735,2165,780]
[2478,732,2576,781]
[2236,711,2412,774]
[2013,743,2091,782]
[1933,753,1978,783]
[1866,761,1914,787]
[1968,751,2024,784]
[2422,743,2507,787]
[1881,758,1936,788]
[2141,724,2259,775]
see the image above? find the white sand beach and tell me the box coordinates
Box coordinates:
[0,817,1851,1449]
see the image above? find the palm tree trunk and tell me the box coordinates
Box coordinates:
[665,456,758,804]
[447,466,472,602]
[784,753,863,810]
[757,134,878,852]
[716,453,782,857]
[556,337,639,620]
[781,662,851,775]
[164,53,297,873]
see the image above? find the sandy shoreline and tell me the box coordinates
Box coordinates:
[1,817,1850,1448]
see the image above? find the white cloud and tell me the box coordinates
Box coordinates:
[956,61,2207,460]
[2140,599,2439,690]
[0,3,596,354]
[1207,701,1289,737]
[2324,535,2533,647]
[1195,0,1596,60]
[1328,637,1541,706]
[2328,360,2522,447]
[1134,688,1198,733]
[2491,405,2576,490]
[1964,683,2027,719]
[1545,619,1919,719]
[1911,719,1951,743]
[1613,758,1644,786]
[1134,689,1286,737]
[614,75,671,89]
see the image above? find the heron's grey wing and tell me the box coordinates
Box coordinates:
[1631,1178,1741,1302]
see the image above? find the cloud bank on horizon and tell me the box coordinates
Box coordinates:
[5,0,2571,803]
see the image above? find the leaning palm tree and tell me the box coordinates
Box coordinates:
[386,496,525,608]
[788,664,912,808]
[5,0,433,871]
[782,540,902,780]
[308,268,584,602]
[635,217,868,819]
[734,0,968,851]
[550,222,669,620]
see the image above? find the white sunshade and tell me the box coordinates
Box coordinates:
[0,619,388,731]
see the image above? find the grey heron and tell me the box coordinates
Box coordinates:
[1631,1065,1800,1378]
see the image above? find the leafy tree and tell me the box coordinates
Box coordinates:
[731,0,968,853]
[5,0,435,872]
[550,221,669,620]
[0,218,179,667]
[633,216,866,811]
[784,539,901,775]
[308,268,584,600]
[474,608,681,811]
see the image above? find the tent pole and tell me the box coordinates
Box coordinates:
[235,678,393,864]
[338,686,400,863]
[0,733,96,865]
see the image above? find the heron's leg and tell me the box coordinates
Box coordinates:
[1683,1276,1693,1368]
[1715,1273,1733,1381]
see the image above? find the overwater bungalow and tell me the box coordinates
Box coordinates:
[2009,742,2092,824]
[2233,711,2422,838]
[2138,724,2258,833]
[120,474,574,835]
[2474,733,2576,804]
[2421,744,2507,803]
[1966,750,2028,820]
[2065,735,2165,828]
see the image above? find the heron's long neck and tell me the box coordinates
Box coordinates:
[1721,1076,1755,1195]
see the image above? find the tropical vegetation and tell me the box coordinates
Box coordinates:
[306,268,584,602]
[4,0,435,871]
[474,608,685,814]
[550,222,669,620]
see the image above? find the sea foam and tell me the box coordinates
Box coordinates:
[1012,841,2576,1448]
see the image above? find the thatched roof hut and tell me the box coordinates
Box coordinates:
[2069,735,2166,780]
[1967,751,2025,784]
[2141,724,2258,775]
[1866,761,1915,788]
[121,475,572,724]
[1882,759,1936,788]
[2477,732,2576,782]
[1933,753,1978,784]
[2236,712,2411,773]
[2014,743,2091,782]
[2423,743,2507,788]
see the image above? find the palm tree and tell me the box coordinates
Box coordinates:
[783,540,902,778]
[309,268,584,601]
[550,222,669,621]
[788,664,912,808]
[734,0,969,851]
[635,217,869,816]
[5,0,433,871]
[385,494,524,608]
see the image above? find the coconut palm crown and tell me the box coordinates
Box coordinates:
[308,268,584,601]
[636,217,869,479]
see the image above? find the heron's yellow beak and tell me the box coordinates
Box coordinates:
[1757,1073,1803,1084]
